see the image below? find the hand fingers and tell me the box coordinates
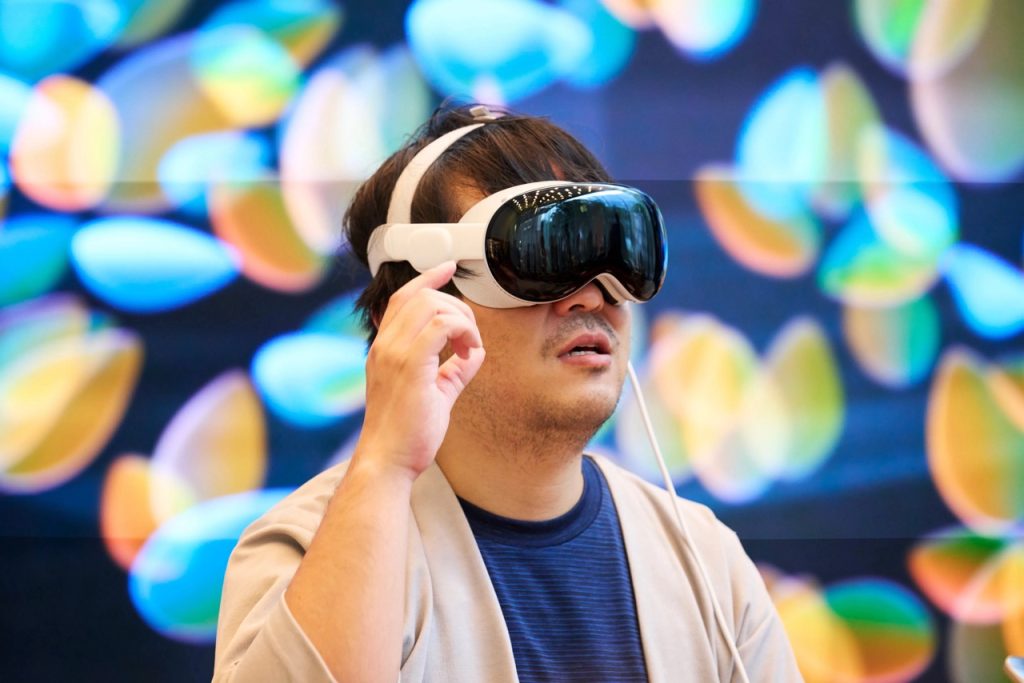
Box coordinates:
[377,290,478,349]
[408,313,483,364]
[436,346,486,401]
[379,261,457,330]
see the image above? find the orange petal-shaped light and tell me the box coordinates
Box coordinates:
[100,454,196,569]
[208,177,327,292]
[695,164,821,278]
[927,348,1024,533]
[908,529,1024,624]
[10,75,119,211]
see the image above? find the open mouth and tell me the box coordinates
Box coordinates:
[557,333,613,359]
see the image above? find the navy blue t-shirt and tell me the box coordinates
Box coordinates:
[458,457,649,682]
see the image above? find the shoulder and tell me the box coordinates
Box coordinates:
[589,453,731,543]
[589,453,768,612]
[235,460,354,552]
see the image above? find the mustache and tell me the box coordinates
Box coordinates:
[541,315,619,355]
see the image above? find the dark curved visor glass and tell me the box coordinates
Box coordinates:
[484,184,667,303]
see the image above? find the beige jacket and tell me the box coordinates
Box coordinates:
[213,454,803,682]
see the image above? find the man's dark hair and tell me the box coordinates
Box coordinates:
[343,102,612,344]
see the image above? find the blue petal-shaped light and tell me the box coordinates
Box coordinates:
[406,0,591,102]
[0,214,76,306]
[557,0,635,89]
[158,131,272,217]
[128,489,290,643]
[252,332,366,428]
[736,67,826,221]
[863,126,958,259]
[304,291,366,339]
[941,244,1024,339]
[657,0,755,61]
[0,0,126,80]
[70,217,239,312]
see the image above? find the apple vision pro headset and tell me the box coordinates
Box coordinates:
[368,106,752,683]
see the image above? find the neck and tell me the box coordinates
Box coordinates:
[435,414,593,522]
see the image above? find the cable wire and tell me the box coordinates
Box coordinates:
[626,361,752,683]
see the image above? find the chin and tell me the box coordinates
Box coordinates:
[554,385,620,430]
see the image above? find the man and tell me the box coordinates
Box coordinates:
[213,104,802,682]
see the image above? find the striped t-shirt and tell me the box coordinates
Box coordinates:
[458,456,649,682]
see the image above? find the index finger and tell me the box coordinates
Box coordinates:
[379,260,458,330]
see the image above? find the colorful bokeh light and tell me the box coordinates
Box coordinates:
[202,0,342,67]
[767,568,937,683]
[910,0,1024,182]
[927,348,1024,534]
[406,0,592,103]
[0,213,76,307]
[651,0,755,60]
[736,67,826,221]
[10,75,120,211]
[252,331,366,428]
[818,208,941,308]
[842,295,940,388]
[628,313,842,501]
[279,44,432,256]
[129,489,290,643]
[208,176,327,292]
[0,0,125,80]
[941,244,1024,340]
[98,33,262,212]
[150,371,267,520]
[695,164,821,278]
[909,527,1024,625]
[0,297,142,493]
[157,131,273,216]
[70,217,240,312]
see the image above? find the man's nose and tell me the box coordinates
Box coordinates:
[552,282,605,316]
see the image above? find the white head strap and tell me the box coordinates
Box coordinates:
[385,105,499,225]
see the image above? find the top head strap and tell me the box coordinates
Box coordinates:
[385,105,499,225]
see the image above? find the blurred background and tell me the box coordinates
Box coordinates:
[0,0,1022,680]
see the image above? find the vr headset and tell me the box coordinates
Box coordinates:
[367,107,668,309]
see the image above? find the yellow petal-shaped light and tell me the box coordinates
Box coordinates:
[763,317,845,480]
[10,75,119,211]
[615,360,691,483]
[927,348,1024,533]
[813,62,881,220]
[0,329,143,492]
[650,314,781,501]
[986,358,1024,432]
[150,370,267,520]
[775,580,865,683]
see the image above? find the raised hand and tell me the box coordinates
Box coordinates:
[356,261,486,480]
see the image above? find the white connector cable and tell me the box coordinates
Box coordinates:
[626,361,752,683]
